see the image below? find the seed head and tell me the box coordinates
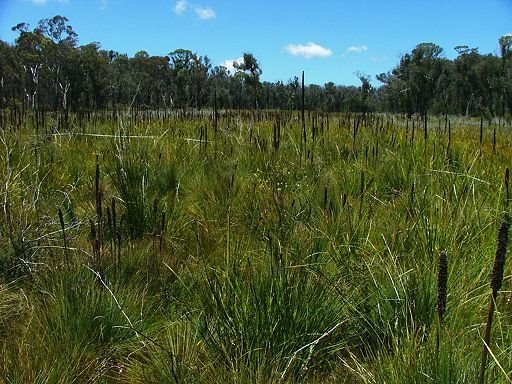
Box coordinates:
[491,219,509,295]
[436,251,448,321]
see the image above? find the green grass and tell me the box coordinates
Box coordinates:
[0,111,511,383]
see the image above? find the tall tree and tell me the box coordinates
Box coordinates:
[233,52,262,109]
[37,15,79,114]
[79,43,110,110]
[12,25,49,110]
[379,42,445,117]
[0,41,18,110]
[168,49,210,109]
[499,35,512,118]
[356,72,373,114]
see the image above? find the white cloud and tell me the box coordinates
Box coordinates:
[174,0,187,15]
[194,5,215,20]
[220,57,243,75]
[284,42,333,59]
[346,45,368,53]
[174,1,215,20]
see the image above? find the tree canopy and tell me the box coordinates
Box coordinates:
[1,15,511,119]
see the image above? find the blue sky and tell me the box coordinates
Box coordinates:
[0,0,511,86]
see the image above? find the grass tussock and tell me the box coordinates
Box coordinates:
[0,111,512,383]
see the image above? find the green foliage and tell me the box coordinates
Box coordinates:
[196,257,349,381]
[3,16,512,115]
[1,111,512,383]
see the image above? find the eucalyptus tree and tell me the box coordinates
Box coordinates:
[376,71,401,112]
[286,76,300,111]
[406,43,444,118]
[11,23,48,111]
[453,46,486,116]
[452,47,503,117]
[356,72,373,114]
[35,15,78,46]
[377,42,445,117]
[475,54,501,117]
[0,41,18,110]
[10,15,80,115]
[499,35,512,118]
[131,50,154,107]
[432,58,456,115]
[191,54,211,109]
[148,54,172,109]
[168,49,211,109]
[130,51,173,109]
[109,52,135,107]
[233,52,262,109]
[208,65,233,109]
[79,43,110,110]
[36,15,78,114]
[324,82,337,112]
[304,84,324,111]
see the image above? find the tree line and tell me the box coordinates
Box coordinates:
[1,15,511,119]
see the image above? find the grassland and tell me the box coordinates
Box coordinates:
[0,110,511,383]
